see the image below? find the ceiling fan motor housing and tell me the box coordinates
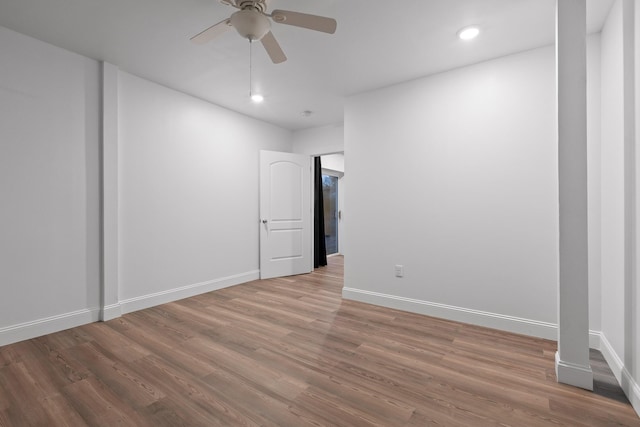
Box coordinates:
[231,9,271,41]
[234,0,269,12]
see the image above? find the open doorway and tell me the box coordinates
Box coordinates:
[319,153,344,257]
[322,174,339,255]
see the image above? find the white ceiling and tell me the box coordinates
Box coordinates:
[0,0,614,130]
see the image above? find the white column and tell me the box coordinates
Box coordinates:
[101,62,122,321]
[623,0,637,395]
[555,0,593,390]
[632,0,640,415]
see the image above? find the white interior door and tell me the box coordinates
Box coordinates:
[260,150,311,279]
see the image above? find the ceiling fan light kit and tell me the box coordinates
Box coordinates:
[231,9,271,41]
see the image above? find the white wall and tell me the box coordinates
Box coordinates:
[599,0,640,414]
[321,153,344,173]
[344,43,602,340]
[635,0,640,410]
[292,123,344,156]
[588,36,603,336]
[600,0,626,361]
[117,72,292,310]
[0,26,101,343]
[635,0,640,411]
[0,24,294,343]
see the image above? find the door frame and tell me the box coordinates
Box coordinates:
[320,169,342,256]
[309,151,345,260]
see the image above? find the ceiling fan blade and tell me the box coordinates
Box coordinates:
[260,31,287,64]
[190,18,233,44]
[270,9,337,34]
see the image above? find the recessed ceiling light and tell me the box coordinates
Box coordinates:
[250,93,264,103]
[458,26,480,41]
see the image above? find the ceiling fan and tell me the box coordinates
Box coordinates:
[190,0,337,64]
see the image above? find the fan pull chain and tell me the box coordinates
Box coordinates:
[249,39,263,102]
[249,38,253,98]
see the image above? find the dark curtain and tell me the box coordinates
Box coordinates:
[314,157,328,268]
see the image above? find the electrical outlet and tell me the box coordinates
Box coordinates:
[395,264,404,278]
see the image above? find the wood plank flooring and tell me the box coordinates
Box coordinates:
[1,256,639,426]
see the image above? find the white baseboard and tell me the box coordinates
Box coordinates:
[119,270,260,315]
[555,351,594,390]
[342,288,639,417]
[343,288,604,350]
[0,271,259,348]
[0,308,101,347]
[342,287,559,340]
[101,303,122,321]
[589,330,601,349]
[600,333,640,417]
[600,333,625,384]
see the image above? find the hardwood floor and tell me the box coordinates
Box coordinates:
[1,256,638,426]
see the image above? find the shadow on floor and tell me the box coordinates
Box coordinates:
[591,348,630,404]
